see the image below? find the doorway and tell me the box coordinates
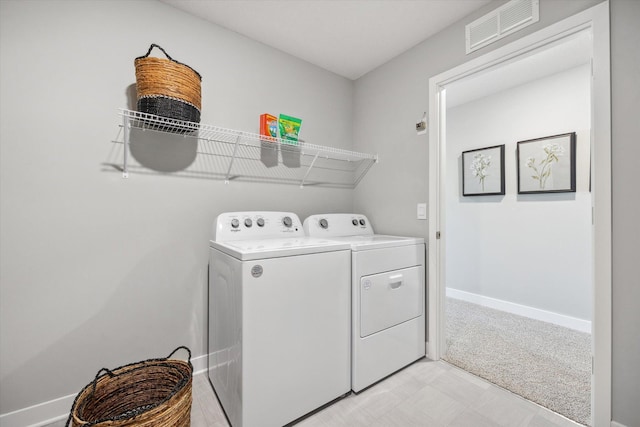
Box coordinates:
[442,30,593,424]
[427,2,611,426]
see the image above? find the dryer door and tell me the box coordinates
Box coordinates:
[360,266,423,338]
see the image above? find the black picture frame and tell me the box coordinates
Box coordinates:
[517,132,576,194]
[462,144,505,196]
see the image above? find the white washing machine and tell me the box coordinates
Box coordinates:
[208,212,351,427]
[303,213,426,392]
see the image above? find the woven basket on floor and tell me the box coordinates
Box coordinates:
[135,44,202,125]
[66,346,193,427]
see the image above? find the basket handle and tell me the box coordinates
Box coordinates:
[135,44,202,80]
[140,43,174,61]
[64,368,116,427]
[87,368,116,400]
[166,345,192,363]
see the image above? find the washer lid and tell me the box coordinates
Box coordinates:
[210,237,351,260]
[323,234,424,251]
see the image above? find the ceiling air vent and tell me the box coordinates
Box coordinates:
[466,0,539,54]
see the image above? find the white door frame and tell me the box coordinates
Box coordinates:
[427,2,611,426]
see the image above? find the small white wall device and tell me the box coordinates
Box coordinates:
[416,112,427,135]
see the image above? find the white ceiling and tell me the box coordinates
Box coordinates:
[446,29,593,108]
[160,0,493,80]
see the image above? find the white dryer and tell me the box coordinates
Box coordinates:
[208,212,351,427]
[304,213,426,392]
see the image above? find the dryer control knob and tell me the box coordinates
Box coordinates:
[256,218,265,227]
[359,219,366,226]
[244,218,253,228]
[231,219,240,228]
[352,219,358,226]
[319,218,329,229]
[283,216,293,228]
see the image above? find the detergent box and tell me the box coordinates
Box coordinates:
[260,113,278,142]
[278,114,302,145]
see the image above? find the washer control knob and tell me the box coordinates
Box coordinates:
[283,216,293,228]
[352,219,358,226]
[231,219,240,229]
[359,219,366,226]
[319,218,329,229]
[244,218,253,228]
[256,218,265,227]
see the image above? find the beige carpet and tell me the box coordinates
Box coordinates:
[443,297,591,426]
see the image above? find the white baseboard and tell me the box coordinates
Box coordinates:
[446,288,592,333]
[0,393,76,427]
[0,354,208,427]
[611,421,628,427]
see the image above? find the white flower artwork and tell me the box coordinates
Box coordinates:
[470,152,491,191]
[517,133,576,194]
[462,145,505,196]
[526,143,565,189]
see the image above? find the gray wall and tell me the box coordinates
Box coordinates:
[610,1,640,425]
[352,0,603,235]
[0,0,355,415]
[352,0,639,425]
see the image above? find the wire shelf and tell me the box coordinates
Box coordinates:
[116,109,377,188]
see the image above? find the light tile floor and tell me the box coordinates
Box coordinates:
[47,359,582,427]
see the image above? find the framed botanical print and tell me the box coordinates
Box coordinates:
[462,144,505,196]
[517,133,576,194]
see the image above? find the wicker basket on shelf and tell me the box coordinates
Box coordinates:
[135,44,202,125]
[65,346,193,427]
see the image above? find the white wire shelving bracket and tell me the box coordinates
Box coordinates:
[116,109,378,188]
